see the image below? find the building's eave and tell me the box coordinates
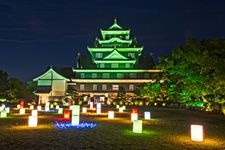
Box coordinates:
[73,69,162,73]
[72,79,163,83]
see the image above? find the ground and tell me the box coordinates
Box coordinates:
[0,106,225,150]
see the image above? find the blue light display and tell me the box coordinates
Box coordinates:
[55,121,97,129]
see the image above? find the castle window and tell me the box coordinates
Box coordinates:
[92,73,97,78]
[111,63,118,68]
[80,84,85,91]
[103,73,110,78]
[102,84,107,91]
[112,84,119,91]
[80,73,85,78]
[100,63,105,68]
[129,84,134,91]
[93,84,97,90]
[96,53,102,58]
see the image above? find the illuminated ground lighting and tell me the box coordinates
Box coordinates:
[191,125,203,142]
[119,107,123,112]
[108,111,114,119]
[0,110,7,118]
[37,105,42,111]
[31,110,38,116]
[122,105,126,110]
[17,104,20,109]
[90,102,94,110]
[45,105,50,111]
[71,115,80,126]
[58,108,63,114]
[131,113,138,121]
[144,111,151,120]
[28,116,38,127]
[55,121,96,129]
[5,107,10,113]
[133,120,142,133]
[0,106,3,111]
[64,110,71,119]
[82,107,87,113]
[19,108,25,114]
[96,103,101,114]
[30,105,34,110]
[56,105,59,109]
[116,105,119,109]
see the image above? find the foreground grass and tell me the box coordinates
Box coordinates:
[0,106,224,150]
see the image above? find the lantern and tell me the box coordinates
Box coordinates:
[108,111,114,119]
[191,125,203,142]
[37,105,42,111]
[144,111,151,120]
[116,105,119,109]
[19,108,25,114]
[30,105,34,110]
[56,105,59,109]
[31,110,38,116]
[0,106,3,111]
[50,104,54,109]
[72,105,80,115]
[119,107,123,112]
[58,108,63,114]
[90,102,94,110]
[28,116,37,127]
[5,107,10,113]
[17,104,20,109]
[71,115,80,126]
[45,105,49,111]
[64,110,70,119]
[131,113,138,121]
[122,105,126,110]
[82,107,87,113]
[133,120,142,133]
[96,103,101,114]
[0,110,7,118]
[1,104,5,109]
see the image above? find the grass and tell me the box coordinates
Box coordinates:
[0,106,225,150]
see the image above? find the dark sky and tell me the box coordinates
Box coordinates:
[1,0,225,82]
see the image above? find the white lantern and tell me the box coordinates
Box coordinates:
[133,120,142,133]
[31,110,38,116]
[108,111,114,119]
[70,105,74,110]
[72,105,80,115]
[82,107,87,113]
[0,110,7,118]
[17,104,20,109]
[58,108,63,114]
[37,105,42,111]
[19,108,25,114]
[119,107,123,112]
[30,105,34,110]
[116,105,119,109]
[71,115,80,126]
[131,113,138,121]
[56,105,59,109]
[45,105,49,111]
[5,107,10,113]
[144,111,151,120]
[122,105,126,110]
[0,107,3,111]
[90,102,94,110]
[28,116,37,127]
[96,103,101,114]
[50,104,54,109]
[1,104,5,109]
[191,125,203,142]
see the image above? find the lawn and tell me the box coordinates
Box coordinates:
[0,105,225,150]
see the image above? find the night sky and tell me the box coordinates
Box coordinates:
[1,0,225,82]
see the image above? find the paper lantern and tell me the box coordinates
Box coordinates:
[58,108,63,114]
[0,107,3,111]
[28,116,37,127]
[31,110,38,116]
[37,105,42,111]
[90,102,94,110]
[1,104,5,109]
[191,125,203,142]
[122,105,126,110]
[133,120,142,133]
[96,103,101,114]
[144,111,151,120]
[131,113,138,121]
[30,105,34,110]
[108,111,114,119]
[56,105,59,109]
[45,105,49,111]
[70,105,74,110]
[72,105,80,115]
[50,104,54,109]
[71,115,80,126]
[116,105,119,109]
[119,107,123,112]
[82,107,87,113]
[19,108,25,114]
[0,110,7,118]
[64,110,70,119]
[17,104,20,109]
[5,107,10,113]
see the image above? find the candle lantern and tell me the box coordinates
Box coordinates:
[82,107,87,113]
[90,102,94,110]
[28,116,37,127]
[119,107,123,112]
[96,103,101,114]
[20,108,25,114]
[64,110,70,119]
[58,108,63,114]
[133,120,142,133]
[37,105,42,111]
[30,105,34,110]
[191,125,203,142]
[108,111,114,119]
[131,113,138,121]
[32,110,38,116]
[144,111,151,120]
[0,110,7,118]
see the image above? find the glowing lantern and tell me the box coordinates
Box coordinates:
[56,105,59,109]
[71,115,80,126]
[17,104,20,109]
[28,116,37,127]
[108,111,114,119]
[90,102,94,110]
[58,108,63,114]
[5,107,10,113]
[119,107,123,112]
[19,108,25,114]
[96,103,101,114]
[45,105,49,111]
[132,108,137,113]
[122,105,126,110]
[116,105,119,109]
[82,107,87,113]
[191,125,203,142]
[30,105,34,110]
[70,105,74,110]
[1,104,5,109]
[0,107,3,111]
[72,105,80,115]
[162,103,166,107]
[50,104,54,109]
[144,111,151,120]
[20,101,24,108]
[154,102,157,106]
[37,105,42,111]
[131,113,138,121]
[64,110,70,119]
[133,120,142,133]
[31,110,38,116]
[0,110,7,118]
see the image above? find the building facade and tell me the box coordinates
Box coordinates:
[33,19,162,104]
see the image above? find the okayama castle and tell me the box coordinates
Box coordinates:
[33,19,162,104]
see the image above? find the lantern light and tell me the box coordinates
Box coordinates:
[96,103,101,114]
[37,105,42,111]
[131,113,138,121]
[30,105,34,110]
[19,108,25,114]
[90,102,94,110]
[17,104,20,109]
[45,105,49,111]
[0,107,3,111]
[56,105,59,109]
[2,104,5,109]
[119,107,123,112]
[122,105,126,110]
[133,120,142,133]
[191,125,203,142]
[58,108,63,114]
[144,111,151,120]
[0,110,7,118]
[28,116,37,127]
[71,115,80,126]
[64,110,70,119]
[116,105,119,109]
[50,104,54,109]
[72,105,80,115]
[82,107,87,113]
[108,111,114,119]
[31,110,38,116]
[5,107,10,113]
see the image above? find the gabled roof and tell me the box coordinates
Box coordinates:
[103,50,128,60]
[33,66,71,81]
[108,18,123,30]
[98,37,132,45]
[34,86,52,94]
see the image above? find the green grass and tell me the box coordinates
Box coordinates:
[0,106,225,150]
